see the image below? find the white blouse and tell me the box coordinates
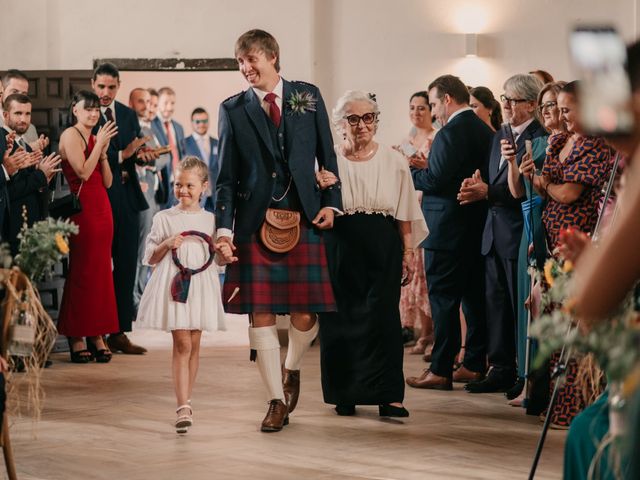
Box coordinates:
[336,145,429,248]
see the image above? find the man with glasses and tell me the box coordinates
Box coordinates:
[182,107,219,212]
[216,29,341,432]
[458,74,546,394]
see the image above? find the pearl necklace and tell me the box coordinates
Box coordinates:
[343,142,377,160]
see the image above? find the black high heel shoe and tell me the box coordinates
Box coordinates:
[86,337,113,363]
[379,404,410,418]
[334,405,356,416]
[67,338,92,364]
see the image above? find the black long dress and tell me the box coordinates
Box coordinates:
[319,212,404,405]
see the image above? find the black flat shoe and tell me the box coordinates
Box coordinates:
[67,338,92,364]
[505,377,525,400]
[335,405,356,416]
[87,338,113,363]
[379,404,409,418]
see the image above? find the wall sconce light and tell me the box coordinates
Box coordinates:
[465,33,479,57]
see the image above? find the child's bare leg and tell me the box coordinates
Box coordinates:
[172,330,192,408]
[188,330,202,400]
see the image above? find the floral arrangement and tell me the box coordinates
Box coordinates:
[14,216,78,282]
[531,257,640,383]
[287,90,317,115]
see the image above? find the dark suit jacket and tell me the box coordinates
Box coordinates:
[216,79,342,237]
[182,134,219,208]
[412,109,494,251]
[95,101,148,213]
[0,134,12,240]
[481,119,547,259]
[151,116,185,207]
[1,129,48,250]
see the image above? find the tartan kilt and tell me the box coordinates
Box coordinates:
[222,220,336,314]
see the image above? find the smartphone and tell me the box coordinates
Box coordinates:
[399,142,418,158]
[501,122,516,150]
[570,25,634,136]
[525,139,532,157]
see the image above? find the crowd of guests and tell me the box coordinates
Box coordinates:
[1,27,639,475]
[0,66,221,362]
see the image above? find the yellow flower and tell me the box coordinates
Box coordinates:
[544,259,555,286]
[562,260,574,273]
[55,233,69,255]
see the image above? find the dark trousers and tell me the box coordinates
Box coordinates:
[425,247,486,378]
[110,193,141,334]
[484,247,518,376]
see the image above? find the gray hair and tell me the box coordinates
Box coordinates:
[331,90,380,136]
[503,74,543,102]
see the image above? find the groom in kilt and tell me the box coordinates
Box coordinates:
[216,29,342,432]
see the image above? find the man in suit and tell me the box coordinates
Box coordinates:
[129,87,170,313]
[182,107,219,212]
[2,94,60,253]
[0,70,49,151]
[91,63,157,355]
[0,130,31,241]
[406,74,494,391]
[151,87,184,209]
[458,74,546,393]
[216,29,341,432]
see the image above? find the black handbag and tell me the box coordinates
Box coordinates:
[49,183,82,220]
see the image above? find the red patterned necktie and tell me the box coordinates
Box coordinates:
[264,92,281,128]
[165,121,180,173]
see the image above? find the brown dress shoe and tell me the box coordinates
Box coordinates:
[406,369,452,390]
[107,333,147,355]
[452,366,485,383]
[261,399,289,432]
[282,368,300,413]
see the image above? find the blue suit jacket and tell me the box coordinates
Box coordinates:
[94,101,148,212]
[481,119,547,259]
[412,109,494,251]
[151,116,185,208]
[182,134,219,210]
[216,79,342,238]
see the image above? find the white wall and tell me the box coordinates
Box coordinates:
[1,0,640,144]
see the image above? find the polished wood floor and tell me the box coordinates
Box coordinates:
[9,316,565,480]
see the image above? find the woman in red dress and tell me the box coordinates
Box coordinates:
[57,90,119,363]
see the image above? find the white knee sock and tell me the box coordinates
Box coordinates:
[248,326,284,401]
[284,320,319,371]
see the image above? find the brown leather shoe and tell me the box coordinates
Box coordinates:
[107,333,147,355]
[406,369,452,390]
[261,399,289,432]
[452,366,485,383]
[282,368,300,413]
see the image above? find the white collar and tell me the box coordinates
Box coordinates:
[446,106,472,124]
[511,117,535,137]
[192,132,208,142]
[252,77,283,103]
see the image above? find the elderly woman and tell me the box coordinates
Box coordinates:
[317,91,428,417]
[511,81,566,406]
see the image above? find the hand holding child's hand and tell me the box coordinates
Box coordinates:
[214,238,238,264]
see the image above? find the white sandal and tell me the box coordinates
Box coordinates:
[175,404,193,434]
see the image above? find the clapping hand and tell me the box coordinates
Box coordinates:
[29,134,50,152]
[136,144,160,164]
[26,149,43,168]
[38,152,63,182]
[122,135,151,159]
[3,148,29,176]
[458,169,488,205]
[96,121,118,151]
[558,227,591,265]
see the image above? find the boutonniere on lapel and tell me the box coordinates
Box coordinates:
[286,91,317,116]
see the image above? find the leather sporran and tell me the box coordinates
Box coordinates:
[259,208,301,253]
[49,192,82,219]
